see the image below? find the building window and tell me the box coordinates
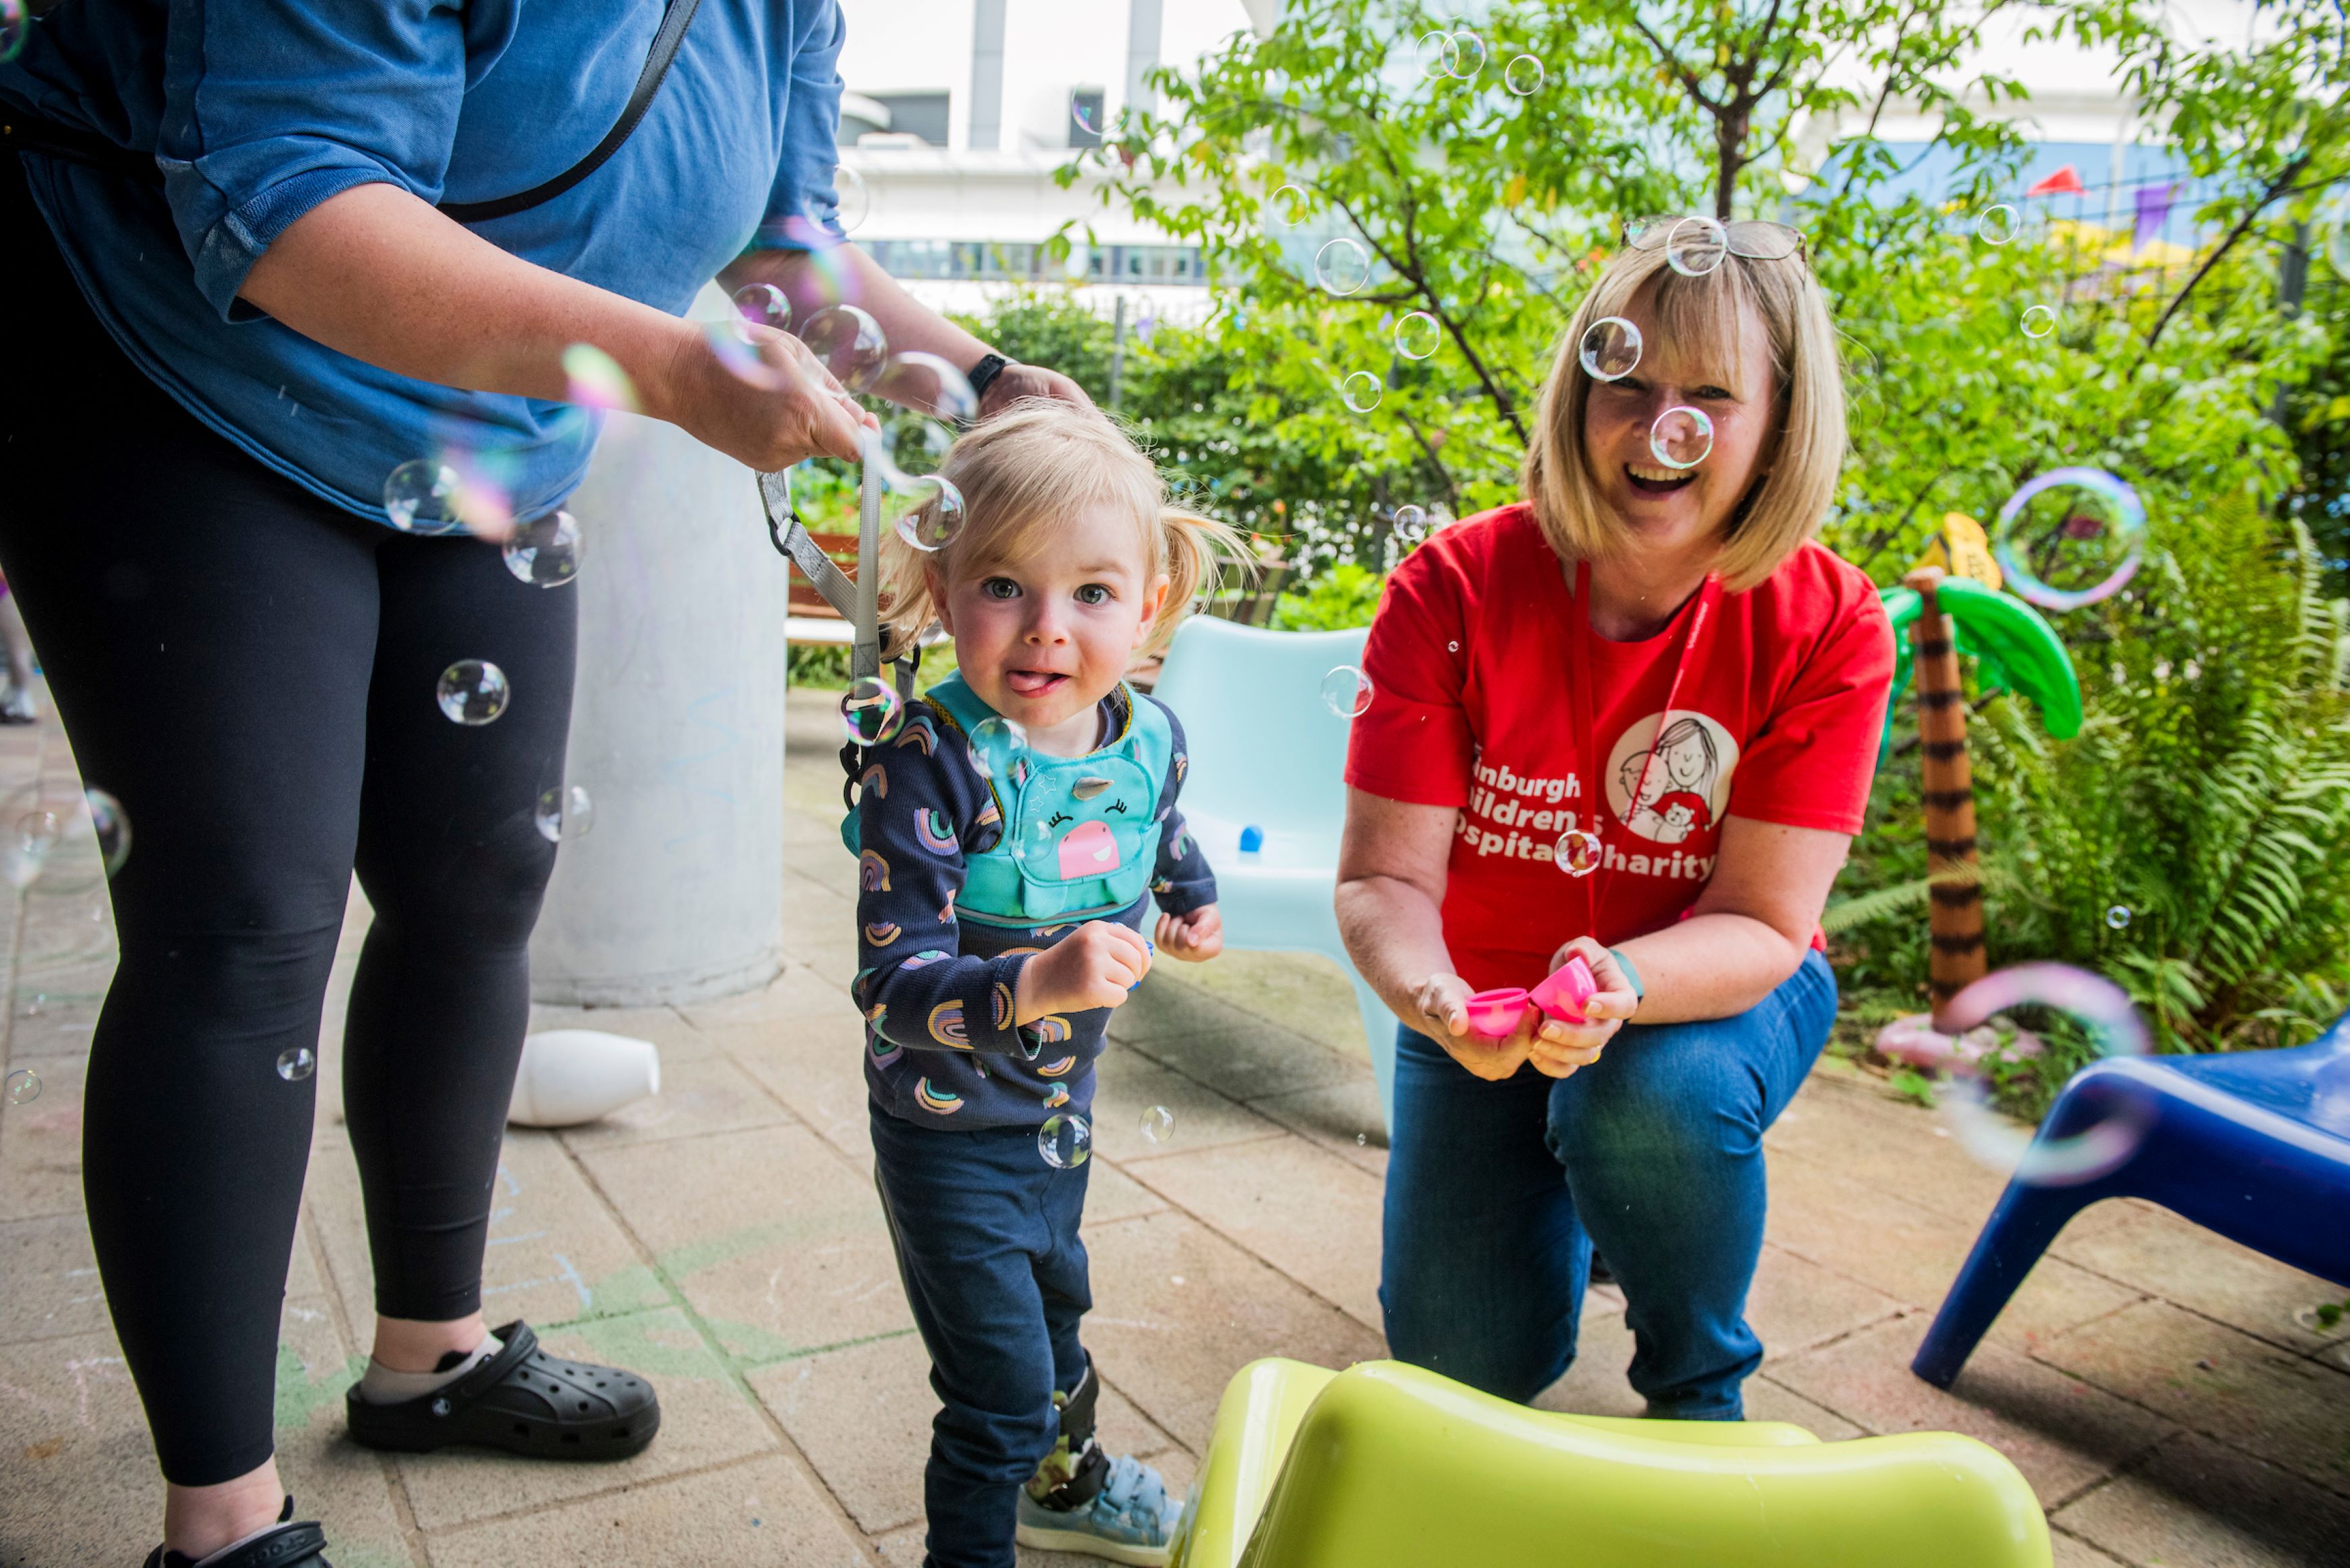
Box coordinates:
[864,92,951,148]
[865,240,1205,286]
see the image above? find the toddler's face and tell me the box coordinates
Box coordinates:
[933,504,1168,752]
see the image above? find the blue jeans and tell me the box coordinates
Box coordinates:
[1380,948,1836,1419]
[870,1105,1093,1568]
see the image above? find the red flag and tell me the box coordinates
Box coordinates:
[2027,164,2084,197]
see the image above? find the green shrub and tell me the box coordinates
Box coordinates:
[1271,561,1388,630]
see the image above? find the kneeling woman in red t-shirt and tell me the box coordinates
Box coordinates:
[1336,220,1894,1418]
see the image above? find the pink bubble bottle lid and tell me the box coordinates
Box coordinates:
[1463,987,1531,1039]
[1529,955,1596,1024]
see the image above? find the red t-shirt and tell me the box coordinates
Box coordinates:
[1346,504,1894,993]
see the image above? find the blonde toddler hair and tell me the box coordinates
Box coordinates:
[1521,226,1846,592]
[876,398,1253,663]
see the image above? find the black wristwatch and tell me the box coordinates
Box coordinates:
[966,352,1012,403]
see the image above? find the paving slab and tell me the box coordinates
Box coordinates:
[557,1050,796,1153]
[745,1328,1181,1536]
[391,1306,776,1532]
[1245,1077,1391,1177]
[2049,1204,2350,1358]
[1153,948,1372,1062]
[1086,1051,1288,1166]
[2052,1433,2350,1567]
[2035,1300,2350,1498]
[1742,1242,1908,1359]
[1118,1024,1367,1102]
[579,1125,912,1367]
[1077,1211,1386,1449]
[1769,1314,2177,1508]
[526,1001,717,1065]
[1113,1134,1386,1332]
[0,1050,84,1224]
[1076,1157,1172,1227]
[422,1452,868,1568]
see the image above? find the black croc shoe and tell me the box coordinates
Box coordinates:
[141,1496,330,1568]
[343,1320,659,1461]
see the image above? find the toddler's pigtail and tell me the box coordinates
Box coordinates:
[874,514,941,666]
[1147,507,1258,654]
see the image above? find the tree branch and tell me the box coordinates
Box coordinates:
[2143,152,2310,354]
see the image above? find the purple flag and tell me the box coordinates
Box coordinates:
[2132,183,2179,251]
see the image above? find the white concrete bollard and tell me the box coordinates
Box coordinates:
[528,289,786,1005]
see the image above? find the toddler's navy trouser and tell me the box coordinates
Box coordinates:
[871,1104,1092,1568]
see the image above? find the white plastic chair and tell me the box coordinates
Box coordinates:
[1149,617,1399,1125]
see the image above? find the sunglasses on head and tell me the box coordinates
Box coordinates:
[1623,217,1807,264]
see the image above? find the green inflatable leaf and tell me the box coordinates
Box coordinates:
[1877,579,2081,744]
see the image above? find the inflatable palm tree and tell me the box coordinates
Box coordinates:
[1882,566,2081,1028]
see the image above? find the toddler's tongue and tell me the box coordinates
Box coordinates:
[1006,670,1067,697]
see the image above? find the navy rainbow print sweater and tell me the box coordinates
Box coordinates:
[852,687,1217,1130]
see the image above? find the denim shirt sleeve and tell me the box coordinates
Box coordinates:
[751,0,847,250]
[158,0,478,320]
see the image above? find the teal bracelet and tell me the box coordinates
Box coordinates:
[1607,946,1646,1000]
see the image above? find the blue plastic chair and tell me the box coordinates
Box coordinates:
[1148,617,1401,1125]
[1912,1010,2350,1387]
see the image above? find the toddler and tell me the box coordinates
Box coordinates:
[849,399,1239,1568]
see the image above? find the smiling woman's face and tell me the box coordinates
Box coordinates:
[1581,279,1778,558]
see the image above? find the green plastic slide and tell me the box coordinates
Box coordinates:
[1170,1359,2051,1568]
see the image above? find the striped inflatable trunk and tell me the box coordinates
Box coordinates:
[1903,567,1986,1026]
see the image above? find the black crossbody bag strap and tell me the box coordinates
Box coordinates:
[1,0,702,224]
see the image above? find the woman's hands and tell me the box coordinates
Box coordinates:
[1524,938,1640,1079]
[979,363,1094,418]
[1014,922,1151,1022]
[1406,972,1534,1082]
[1154,904,1223,961]
[657,322,876,470]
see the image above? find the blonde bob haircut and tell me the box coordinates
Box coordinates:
[1521,226,1846,592]
[876,397,1254,663]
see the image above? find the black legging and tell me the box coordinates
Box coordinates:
[1,156,578,1486]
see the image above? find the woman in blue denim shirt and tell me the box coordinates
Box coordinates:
[0,5,1082,1563]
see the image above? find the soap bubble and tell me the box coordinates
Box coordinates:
[800,305,890,393]
[436,661,510,726]
[1665,216,1728,277]
[1649,406,1714,469]
[3,1069,36,1106]
[1319,665,1373,719]
[1504,54,1544,95]
[1443,30,1487,78]
[873,351,979,426]
[1271,183,1309,226]
[1579,316,1642,382]
[1139,1105,1175,1143]
[7,809,56,889]
[275,1046,316,1082]
[887,473,968,552]
[534,784,595,844]
[831,164,871,234]
[1340,371,1383,413]
[1415,30,1452,78]
[2105,905,2132,931]
[1975,204,2019,244]
[1394,311,1442,360]
[1554,828,1602,877]
[1991,467,2145,611]
[1314,238,1370,295]
[1072,99,1105,136]
[17,992,41,1018]
[502,509,581,588]
[968,716,1029,781]
[85,789,131,879]
[841,677,906,746]
[0,1,25,64]
[561,344,639,413]
[2020,303,2059,339]
[384,459,465,534]
[732,283,792,336]
[1936,963,2154,1185]
[1393,503,1427,543]
[1039,1112,1091,1168]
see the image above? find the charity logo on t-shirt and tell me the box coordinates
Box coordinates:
[1604,710,1741,846]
